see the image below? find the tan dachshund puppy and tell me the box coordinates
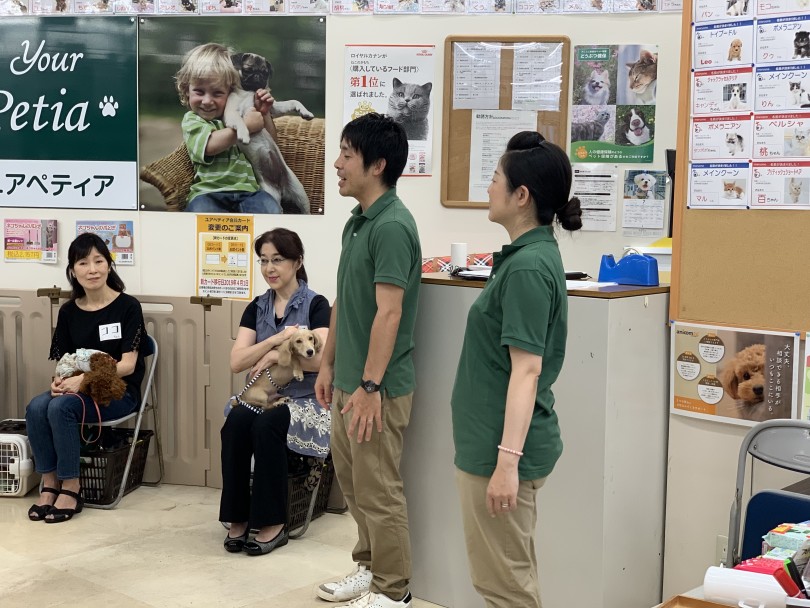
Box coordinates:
[236,328,322,410]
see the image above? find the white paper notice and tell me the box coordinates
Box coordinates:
[623,198,665,229]
[511,42,563,111]
[572,165,618,232]
[453,42,501,110]
[468,110,538,202]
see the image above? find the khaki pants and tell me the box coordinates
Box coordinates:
[455,468,547,608]
[330,388,413,600]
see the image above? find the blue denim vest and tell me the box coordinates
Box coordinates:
[255,280,318,401]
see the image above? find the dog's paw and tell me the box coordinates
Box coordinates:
[99,96,119,118]
[294,371,304,381]
[236,125,250,145]
[300,109,314,120]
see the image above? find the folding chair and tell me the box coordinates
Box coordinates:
[84,333,163,510]
[726,419,810,566]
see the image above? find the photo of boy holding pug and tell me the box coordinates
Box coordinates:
[174,42,281,213]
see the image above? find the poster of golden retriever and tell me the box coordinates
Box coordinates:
[671,322,800,426]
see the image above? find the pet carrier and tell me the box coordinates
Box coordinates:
[0,419,40,497]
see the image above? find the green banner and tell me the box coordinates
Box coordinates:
[0,17,137,163]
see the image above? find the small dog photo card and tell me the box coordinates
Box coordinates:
[690,114,753,160]
[671,322,800,427]
[692,66,753,115]
[757,16,810,66]
[693,20,755,71]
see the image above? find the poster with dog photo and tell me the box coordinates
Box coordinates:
[3,219,58,264]
[199,0,243,13]
[757,16,810,66]
[692,20,754,71]
[76,220,134,265]
[332,0,373,12]
[137,17,326,214]
[343,45,435,176]
[31,0,71,12]
[571,45,657,163]
[693,0,748,22]
[621,170,668,236]
[692,68,753,115]
[751,161,810,208]
[690,114,753,160]
[671,322,800,426]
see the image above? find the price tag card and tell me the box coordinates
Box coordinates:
[689,162,751,208]
[751,160,810,208]
[755,63,810,111]
[753,112,810,158]
[694,20,755,70]
[691,114,754,160]
[693,66,754,114]
[756,16,810,65]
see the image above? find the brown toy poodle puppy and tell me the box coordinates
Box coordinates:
[720,344,765,405]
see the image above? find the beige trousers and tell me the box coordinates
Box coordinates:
[330,388,413,601]
[455,468,547,608]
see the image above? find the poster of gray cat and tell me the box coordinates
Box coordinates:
[344,44,436,175]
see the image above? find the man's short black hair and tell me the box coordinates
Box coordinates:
[340,113,408,188]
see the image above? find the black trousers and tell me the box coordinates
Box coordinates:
[219,404,290,528]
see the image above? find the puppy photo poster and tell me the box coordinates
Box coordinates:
[343,45,436,176]
[692,66,753,115]
[76,220,135,265]
[621,169,668,236]
[570,45,659,164]
[671,322,800,426]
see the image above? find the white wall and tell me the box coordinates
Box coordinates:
[1,12,684,301]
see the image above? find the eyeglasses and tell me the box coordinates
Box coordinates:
[259,256,288,267]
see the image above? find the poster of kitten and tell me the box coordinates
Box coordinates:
[788,81,810,108]
[617,46,657,105]
[785,176,809,205]
[570,107,615,143]
[785,127,810,157]
[385,78,432,141]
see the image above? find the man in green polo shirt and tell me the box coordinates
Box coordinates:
[315,113,421,608]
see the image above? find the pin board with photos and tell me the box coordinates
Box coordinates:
[440,35,571,209]
[670,0,810,332]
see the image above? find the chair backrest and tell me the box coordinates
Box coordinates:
[728,420,810,565]
[741,490,810,560]
[140,334,158,411]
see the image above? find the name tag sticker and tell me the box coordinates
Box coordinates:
[99,323,122,341]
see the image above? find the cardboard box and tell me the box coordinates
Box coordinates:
[660,596,732,608]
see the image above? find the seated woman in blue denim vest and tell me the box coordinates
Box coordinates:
[26,233,146,524]
[221,228,331,556]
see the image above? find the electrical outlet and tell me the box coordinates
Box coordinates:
[716,534,728,565]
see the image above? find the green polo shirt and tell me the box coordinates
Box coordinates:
[451,225,567,481]
[333,188,421,397]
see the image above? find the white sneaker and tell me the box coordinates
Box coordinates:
[317,564,373,602]
[342,592,413,608]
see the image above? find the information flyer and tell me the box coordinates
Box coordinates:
[3,219,57,263]
[343,44,436,176]
[671,322,800,426]
[75,220,134,265]
[571,165,618,232]
[196,214,253,300]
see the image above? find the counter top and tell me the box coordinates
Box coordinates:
[421,272,670,299]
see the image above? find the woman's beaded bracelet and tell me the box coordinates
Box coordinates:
[497,444,524,457]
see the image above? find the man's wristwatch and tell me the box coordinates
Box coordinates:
[361,379,381,393]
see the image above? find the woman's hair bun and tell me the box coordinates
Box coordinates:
[556,196,583,232]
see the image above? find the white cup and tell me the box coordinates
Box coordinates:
[451,242,468,268]
[703,566,789,608]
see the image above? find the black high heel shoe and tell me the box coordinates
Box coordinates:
[45,488,84,524]
[224,528,250,553]
[28,487,59,521]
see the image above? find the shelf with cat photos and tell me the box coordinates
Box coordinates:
[440,35,571,209]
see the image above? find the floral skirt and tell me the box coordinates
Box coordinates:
[286,397,331,458]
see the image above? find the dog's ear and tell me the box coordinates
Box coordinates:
[313,332,323,353]
[231,53,244,71]
[277,338,293,367]
[719,363,739,400]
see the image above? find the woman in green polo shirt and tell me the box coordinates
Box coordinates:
[451,131,582,608]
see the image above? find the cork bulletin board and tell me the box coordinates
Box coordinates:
[669,2,810,332]
[440,35,571,209]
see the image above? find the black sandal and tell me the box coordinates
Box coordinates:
[45,488,84,524]
[243,527,288,556]
[28,487,60,521]
[223,528,250,553]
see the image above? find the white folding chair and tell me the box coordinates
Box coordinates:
[84,333,163,509]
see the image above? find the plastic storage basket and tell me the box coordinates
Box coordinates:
[79,428,153,506]
[0,419,39,497]
[287,454,334,532]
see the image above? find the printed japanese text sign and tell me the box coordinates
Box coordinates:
[196,214,254,301]
[0,18,137,210]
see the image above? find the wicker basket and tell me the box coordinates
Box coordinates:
[286,455,334,532]
[79,429,153,506]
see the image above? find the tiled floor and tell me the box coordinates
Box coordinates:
[0,484,445,608]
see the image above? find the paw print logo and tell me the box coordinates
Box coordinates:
[99,96,119,117]
[575,146,589,160]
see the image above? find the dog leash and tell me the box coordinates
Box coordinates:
[233,368,292,414]
[64,391,103,444]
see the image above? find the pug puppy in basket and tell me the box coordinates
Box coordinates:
[223,52,314,215]
[232,328,321,410]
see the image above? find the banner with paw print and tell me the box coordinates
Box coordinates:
[0,18,137,210]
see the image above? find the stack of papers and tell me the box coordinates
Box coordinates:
[456,267,491,280]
